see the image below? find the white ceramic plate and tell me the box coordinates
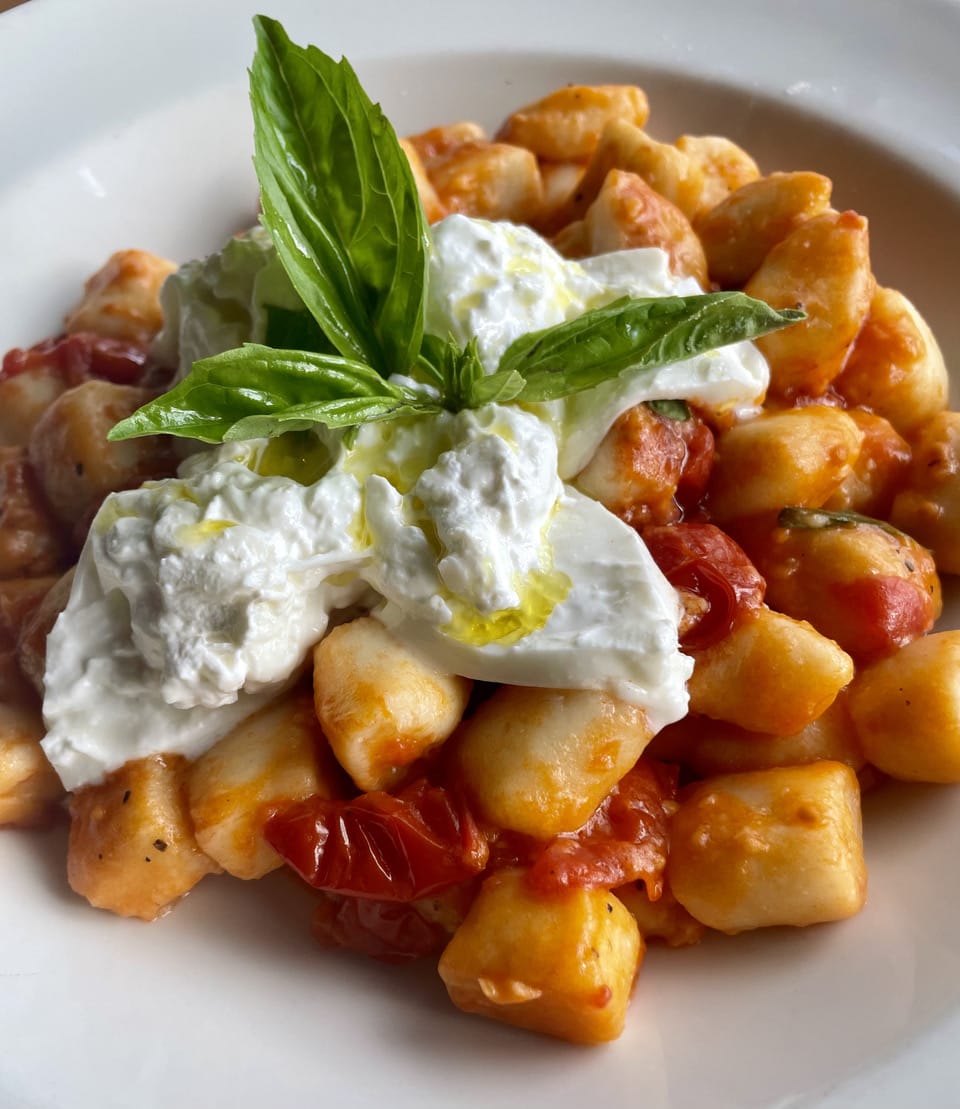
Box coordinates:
[2,1,959,1105]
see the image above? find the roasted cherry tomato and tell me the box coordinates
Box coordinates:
[311,895,451,964]
[643,523,765,650]
[575,403,715,527]
[823,574,933,658]
[1,333,148,386]
[673,411,715,514]
[523,761,677,898]
[743,512,941,661]
[265,778,489,901]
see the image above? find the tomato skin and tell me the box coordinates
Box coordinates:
[830,575,935,659]
[265,778,489,901]
[674,413,715,514]
[740,515,941,661]
[523,761,677,898]
[1,333,148,386]
[643,523,765,650]
[311,895,451,964]
[575,404,715,527]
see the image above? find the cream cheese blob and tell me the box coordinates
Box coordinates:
[42,215,770,790]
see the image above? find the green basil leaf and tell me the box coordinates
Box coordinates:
[647,398,692,421]
[416,333,454,391]
[263,304,336,354]
[416,333,523,411]
[444,338,486,411]
[107,344,441,444]
[777,506,906,540]
[498,293,805,402]
[224,396,425,440]
[467,367,526,407]
[251,15,429,377]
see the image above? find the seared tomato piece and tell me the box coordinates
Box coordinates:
[523,761,676,898]
[311,895,451,963]
[265,778,489,901]
[830,576,933,658]
[643,523,765,650]
[574,403,715,527]
[743,511,941,661]
[1,333,148,387]
[674,412,715,514]
[0,448,67,579]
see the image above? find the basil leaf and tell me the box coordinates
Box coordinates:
[498,293,805,402]
[224,396,422,440]
[647,398,692,421]
[437,338,485,411]
[251,15,429,377]
[107,345,441,444]
[263,304,335,354]
[777,506,906,540]
[417,332,458,392]
[417,333,525,409]
[467,367,526,407]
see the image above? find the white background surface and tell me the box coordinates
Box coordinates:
[1,1,959,1106]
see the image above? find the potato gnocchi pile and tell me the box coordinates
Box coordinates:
[2,80,959,1045]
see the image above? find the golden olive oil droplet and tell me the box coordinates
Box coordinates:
[93,499,138,534]
[345,420,456,495]
[443,566,571,647]
[175,519,237,547]
[257,430,331,485]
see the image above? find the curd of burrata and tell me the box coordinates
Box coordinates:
[42,215,771,790]
[426,216,769,476]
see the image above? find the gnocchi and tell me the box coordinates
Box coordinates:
[3,57,958,1053]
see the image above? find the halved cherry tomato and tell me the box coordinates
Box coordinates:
[265,778,489,901]
[523,761,677,898]
[643,523,765,650]
[1,333,148,386]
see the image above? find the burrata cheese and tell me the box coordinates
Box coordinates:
[42,214,770,789]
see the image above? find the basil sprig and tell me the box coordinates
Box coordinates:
[109,16,805,445]
[417,334,526,409]
[648,399,692,421]
[777,506,907,541]
[263,304,333,353]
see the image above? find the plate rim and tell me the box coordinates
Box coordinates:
[3,1,960,1106]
